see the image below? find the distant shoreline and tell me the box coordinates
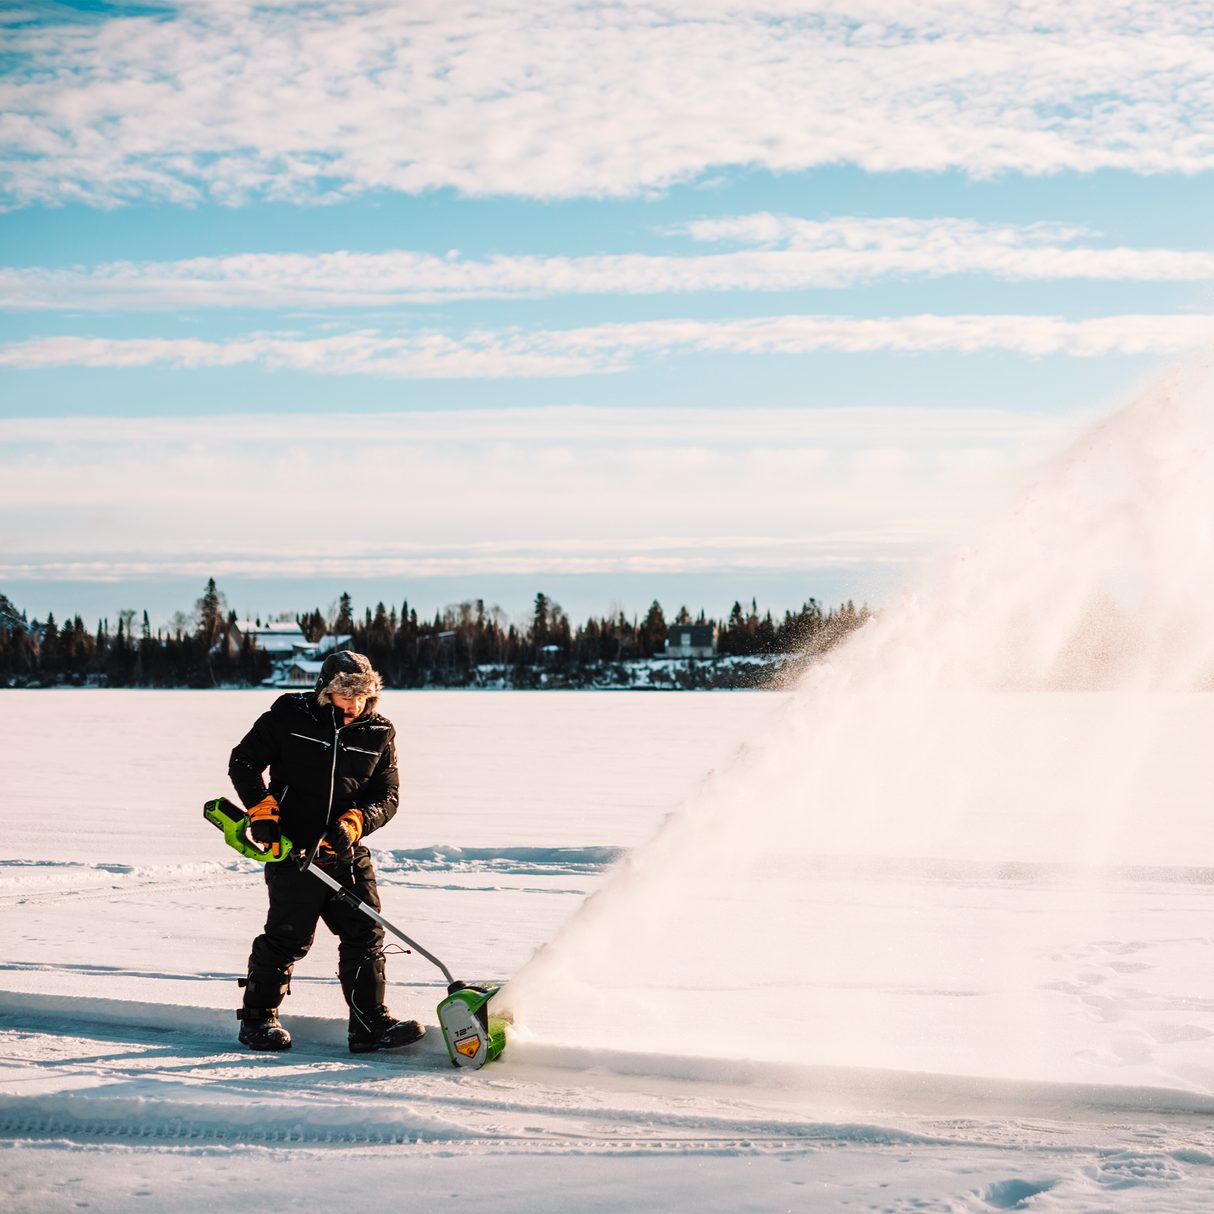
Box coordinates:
[1,582,865,691]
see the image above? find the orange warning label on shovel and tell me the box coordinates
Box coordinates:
[455,1036,480,1057]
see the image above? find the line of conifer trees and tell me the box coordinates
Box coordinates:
[0,582,870,689]
[0,583,270,689]
[337,592,869,687]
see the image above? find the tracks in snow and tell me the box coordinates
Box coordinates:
[5,1015,1214,1160]
[0,872,255,908]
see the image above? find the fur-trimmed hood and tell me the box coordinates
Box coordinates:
[315,650,383,714]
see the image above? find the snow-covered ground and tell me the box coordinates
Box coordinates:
[7,688,1214,1212]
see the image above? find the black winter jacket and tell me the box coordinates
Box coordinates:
[228,693,399,854]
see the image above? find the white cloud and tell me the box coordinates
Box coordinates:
[1,313,1208,378]
[5,218,1214,309]
[0,330,607,377]
[6,1,1214,207]
[0,406,1079,582]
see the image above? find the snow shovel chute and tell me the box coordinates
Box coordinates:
[203,796,509,1068]
[437,980,510,1068]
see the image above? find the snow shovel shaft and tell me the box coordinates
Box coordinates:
[305,859,455,986]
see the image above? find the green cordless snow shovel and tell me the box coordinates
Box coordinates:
[204,796,509,1067]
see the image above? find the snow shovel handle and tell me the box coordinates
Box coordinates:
[305,859,456,986]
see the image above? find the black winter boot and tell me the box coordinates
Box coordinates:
[348,1006,425,1053]
[238,1007,292,1051]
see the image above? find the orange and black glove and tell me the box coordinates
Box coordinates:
[247,795,282,859]
[321,808,364,855]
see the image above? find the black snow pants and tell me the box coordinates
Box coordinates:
[244,847,387,1032]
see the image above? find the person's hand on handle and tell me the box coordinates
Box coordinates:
[247,795,282,859]
[320,808,364,855]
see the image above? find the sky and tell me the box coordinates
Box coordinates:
[3,0,1214,629]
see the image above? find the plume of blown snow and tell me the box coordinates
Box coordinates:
[500,368,1214,1082]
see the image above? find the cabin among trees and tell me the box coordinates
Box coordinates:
[659,624,717,659]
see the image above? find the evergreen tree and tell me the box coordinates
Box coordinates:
[196,579,226,646]
[755,610,777,653]
[335,592,353,633]
[639,600,668,657]
[41,612,59,676]
[548,601,571,651]
[532,593,550,646]
[298,609,326,642]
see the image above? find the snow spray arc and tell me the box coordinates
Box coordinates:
[497,368,1214,1080]
[203,797,509,1067]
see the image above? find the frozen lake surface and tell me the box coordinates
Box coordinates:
[6,688,1214,1212]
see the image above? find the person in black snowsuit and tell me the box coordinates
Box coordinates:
[228,650,424,1054]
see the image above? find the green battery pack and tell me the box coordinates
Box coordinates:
[203,796,295,862]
